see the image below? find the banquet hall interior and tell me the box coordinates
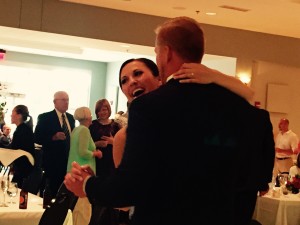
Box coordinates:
[1,1,300,224]
[1,0,300,135]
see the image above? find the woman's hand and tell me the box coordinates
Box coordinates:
[64,161,93,197]
[101,133,114,145]
[95,140,108,148]
[93,149,103,159]
[173,63,218,84]
[173,63,254,101]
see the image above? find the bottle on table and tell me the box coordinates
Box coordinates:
[43,178,52,209]
[19,178,28,209]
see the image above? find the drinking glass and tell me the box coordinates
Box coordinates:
[278,174,288,187]
[0,179,9,207]
[7,182,18,204]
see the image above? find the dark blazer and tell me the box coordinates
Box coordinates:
[85,80,274,225]
[10,122,35,188]
[34,109,75,196]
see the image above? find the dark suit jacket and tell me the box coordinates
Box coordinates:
[85,79,274,225]
[34,110,75,192]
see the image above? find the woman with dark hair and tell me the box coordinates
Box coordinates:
[113,57,255,224]
[9,104,35,188]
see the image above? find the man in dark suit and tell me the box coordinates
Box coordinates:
[65,17,274,225]
[35,91,75,197]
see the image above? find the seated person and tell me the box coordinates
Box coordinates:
[0,124,12,148]
[289,153,300,178]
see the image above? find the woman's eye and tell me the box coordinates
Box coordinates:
[121,78,127,85]
[133,70,143,76]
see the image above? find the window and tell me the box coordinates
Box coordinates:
[0,65,91,131]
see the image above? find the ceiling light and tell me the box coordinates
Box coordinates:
[206,12,217,16]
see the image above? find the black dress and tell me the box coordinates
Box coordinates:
[10,122,35,188]
[89,120,121,225]
[89,119,121,177]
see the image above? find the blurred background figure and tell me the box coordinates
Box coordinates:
[89,99,121,225]
[34,91,75,198]
[67,106,102,225]
[9,105,35,188]
[289,153,300,178]
[89,99,121,177]
[274,118,299,175]
[114,110,128,128]
[114,105,129,129]
[0,124,12,148]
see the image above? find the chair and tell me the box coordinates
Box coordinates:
[38,183,78,225]
[26,166,44,195]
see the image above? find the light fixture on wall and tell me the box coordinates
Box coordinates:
[0,49,6,61]
[238,72,251,85]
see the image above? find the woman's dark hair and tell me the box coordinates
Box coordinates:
[25,115,33,131]
[14,105,29,122]
[118,58,159,89]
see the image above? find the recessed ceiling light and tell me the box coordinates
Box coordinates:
[206,12,216,16]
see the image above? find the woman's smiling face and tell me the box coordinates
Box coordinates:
[119,60,161,103]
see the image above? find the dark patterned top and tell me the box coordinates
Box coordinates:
[89,119,121,177]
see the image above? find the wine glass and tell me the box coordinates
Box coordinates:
[279,174,288,187]
[7,182,18,204]
[278,174,288,189]
[0,179,9,207]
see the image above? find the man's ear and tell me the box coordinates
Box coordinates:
[165,45,172,63]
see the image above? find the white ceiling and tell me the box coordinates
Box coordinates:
[62,0,300,39]
[1,0,300,63]
[0,26,157,63]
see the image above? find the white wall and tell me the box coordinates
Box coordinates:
[251,61,300,136]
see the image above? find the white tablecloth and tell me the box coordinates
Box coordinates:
[0,190,73,225]
[0,148,34,167]
[0,190,44,225]
[253,191,300,225]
